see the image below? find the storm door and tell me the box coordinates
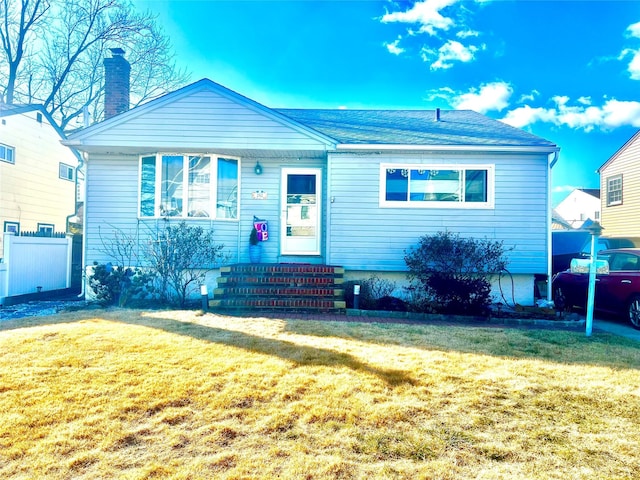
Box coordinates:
[280,168,321,255]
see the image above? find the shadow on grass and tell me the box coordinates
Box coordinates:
[127,312,417,386]
[279,315,640,370]
[0,308,415,386]
[3,307,640,372]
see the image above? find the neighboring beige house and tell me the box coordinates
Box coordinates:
[554,188,600,229]
[598,129,640,239]
[0,104,80,254]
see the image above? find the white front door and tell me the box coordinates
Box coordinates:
[281,168,322,255]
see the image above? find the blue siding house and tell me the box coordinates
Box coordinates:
[66,76,559,306]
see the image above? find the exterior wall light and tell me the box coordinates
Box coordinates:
[254,162,263,175]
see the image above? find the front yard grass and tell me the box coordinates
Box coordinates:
[1,309,639,479]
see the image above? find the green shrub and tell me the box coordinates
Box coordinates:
[404,231,510,316]
[89,262,156,307]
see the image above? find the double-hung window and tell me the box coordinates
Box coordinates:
[380,164,494,208]
[606,174,622,206]
[139,154,239,219]
[59,163,75,181]
[0,143,15,164]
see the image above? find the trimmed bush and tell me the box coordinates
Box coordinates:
[404,231,510,316]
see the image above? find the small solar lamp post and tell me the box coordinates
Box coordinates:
[200,284,209,312]
[585,222,603,337]
[353,284,360,310]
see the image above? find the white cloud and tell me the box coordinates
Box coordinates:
[626,21,640,38]
[518,90,540,103]
[619,22,640,80]
[456,29,479,39]
[450,81,513,113]
[423,86,456,103]
[422,40,479,70]
[381,0,487,68]
[501,105,557,128]
[501,97,640,130]
[628,50,640,80]
[385,37,405,55]
[381,0,458,36]
[619,48,640,80]
[601,99,640,127]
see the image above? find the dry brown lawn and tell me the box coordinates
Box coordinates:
[1,309,639,479]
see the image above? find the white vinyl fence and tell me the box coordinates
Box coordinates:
[0,232,73,305]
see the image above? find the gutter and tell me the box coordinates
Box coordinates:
[335,144,560,154]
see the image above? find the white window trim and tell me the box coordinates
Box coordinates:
[606,174,623,207]
[59,162,75,181]
[137,153,240,220]
[0,143,15,164]
[4,221,19,234]
[37,223,55,236]
[379,163,495,209]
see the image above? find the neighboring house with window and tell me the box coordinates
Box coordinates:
[0,104,81,254]
[554,188,600,229]
[65,77,559,305]
[598,129,640,238]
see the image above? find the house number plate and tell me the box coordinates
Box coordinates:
[252,190,268,200]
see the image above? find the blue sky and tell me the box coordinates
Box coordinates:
[133,0,640,205]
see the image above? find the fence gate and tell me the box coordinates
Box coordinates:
[71,234,83,292]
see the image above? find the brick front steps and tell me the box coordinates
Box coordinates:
[210,264,346,313]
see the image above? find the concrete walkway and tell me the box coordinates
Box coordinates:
[594,317,640,341]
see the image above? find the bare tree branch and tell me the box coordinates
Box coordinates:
[0,0,189,130]
[0,0,50,103]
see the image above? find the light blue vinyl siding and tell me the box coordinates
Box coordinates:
[326,152,549,274]
[85,154,241,266]
[85,154,327,267]
[80,89,333,151]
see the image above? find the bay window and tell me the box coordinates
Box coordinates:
[381,164,494,208]
[139,154,239,219]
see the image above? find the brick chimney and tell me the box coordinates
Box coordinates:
[103,48,130,119]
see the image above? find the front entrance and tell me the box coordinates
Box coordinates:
[280,168,322,255]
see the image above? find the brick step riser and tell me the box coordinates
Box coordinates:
[222,265,344,276]
[216,287,343,297]
[216,307,346,316]
[219,277,342,287]
[212,299,346,309]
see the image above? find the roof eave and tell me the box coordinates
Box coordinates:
[597,129,640,173]
[335,143,559,154]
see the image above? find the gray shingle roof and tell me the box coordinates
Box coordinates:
[275,108,556,148]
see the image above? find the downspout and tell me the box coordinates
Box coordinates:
[547,150,560,300]
[65,144,85,297]
[79,152,88,297]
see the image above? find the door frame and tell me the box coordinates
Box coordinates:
[280,167,322,256]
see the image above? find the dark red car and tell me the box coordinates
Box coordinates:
[552,248,640,329]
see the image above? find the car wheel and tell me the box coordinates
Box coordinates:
[628,295,640,330]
